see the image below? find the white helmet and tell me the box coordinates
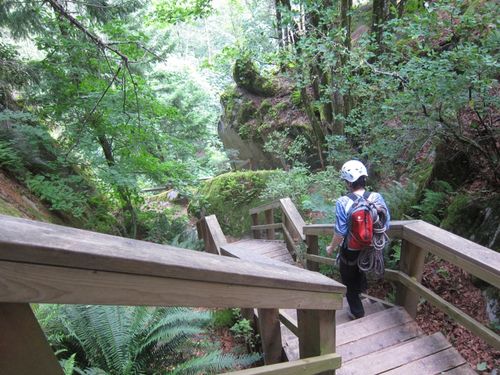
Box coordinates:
[340,160,368,182]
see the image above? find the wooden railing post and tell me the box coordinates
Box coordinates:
[306,234,320,272]
[297,309,336,375]
[264,209,275,240]
[258,308,283,365]
[251,213,261,239]
[396,239,427,318]
[0,303,64,375]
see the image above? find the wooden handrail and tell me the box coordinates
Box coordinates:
[197,214,227,255]
[225,353,342,375]
[0,213,345,375]
[0,215,343,307]
[302,219,500,350]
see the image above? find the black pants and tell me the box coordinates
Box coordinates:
[339,248,367,318]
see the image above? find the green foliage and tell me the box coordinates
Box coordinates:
[211,309,238,329]
[380,180,418,220]
[153,0,212,25]
[0,140,24,173]
[259,166,311,204]
[26,174,88,217]
[35,304,259,374]
[412,180,454,224]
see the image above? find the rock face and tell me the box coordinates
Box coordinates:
[218,57,312,170]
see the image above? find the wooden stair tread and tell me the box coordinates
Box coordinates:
[337,332,452,375]
[338,321,423,363]
[380,347,469,375]
[336,300,387,325]
[337,307,413,346]
[222,239,295,266]
[441,364,478,374]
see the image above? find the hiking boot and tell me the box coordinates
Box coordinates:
[347,311,364,320]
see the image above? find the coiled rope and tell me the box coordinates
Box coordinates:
[357,204,389,278]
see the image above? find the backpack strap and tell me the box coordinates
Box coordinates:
[363,191,371,200]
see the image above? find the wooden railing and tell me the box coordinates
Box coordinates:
[302,220,500,350]
[0,214,343,375]
[249,198,306,260]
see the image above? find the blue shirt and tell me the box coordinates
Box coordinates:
[334,191,390,236]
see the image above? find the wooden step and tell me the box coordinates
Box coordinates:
[222,239,295,265]
[337,332,454,375]
[336,299,387,325]
[338,321,423,363]
[337,307,413,346]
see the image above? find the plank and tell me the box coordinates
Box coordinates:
[302,221,410,237]
[249,201,281,215]
[338,321,423,363]
[251,224,283,231]
[336,300,386,325]
[281,324,300,361]
[337,307,413,346]
[203,215,227,255]
[0,303,64,375]
[0,260,344,310]
[305,253,336,266]
[279,310,298,336]
[381,347,467,375]
[224,353,341,375]
[337,332,451,375]
[402,220,500,288]
[280,198,306,241]
[220,245,298,271]
[386,270,500,350]
[0,215,344,294]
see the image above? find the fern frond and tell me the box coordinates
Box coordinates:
[171,350,261,375]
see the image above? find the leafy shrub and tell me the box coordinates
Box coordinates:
[26,174,88,217]
[412,180,453,224]
[259,166,311,204]
[0,140,25,174]
[380,180,418,220]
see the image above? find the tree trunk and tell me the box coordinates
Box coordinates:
[97,133,138,238]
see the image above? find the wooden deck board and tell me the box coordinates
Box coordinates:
[337,307,413,346]
[381,347,467,374]
[338,321,423,363]
[337,332,451,375]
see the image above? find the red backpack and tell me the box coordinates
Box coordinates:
[345,192,378,251]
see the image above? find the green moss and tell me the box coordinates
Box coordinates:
[236,100,255,125]
[258,99,272,116]
[192,170,279,236]
[233,55,277,97]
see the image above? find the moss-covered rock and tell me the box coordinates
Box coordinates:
[189,170,279,236]
[233,55,277,97]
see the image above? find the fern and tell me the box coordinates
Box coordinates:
[171,350,261,375]
[40,305,254,375]
[412,180,453,225]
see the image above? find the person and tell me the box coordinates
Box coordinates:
[326,160,390,319]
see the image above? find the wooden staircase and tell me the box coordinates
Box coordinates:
[280,299,475,374]
[194,198,496,374]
